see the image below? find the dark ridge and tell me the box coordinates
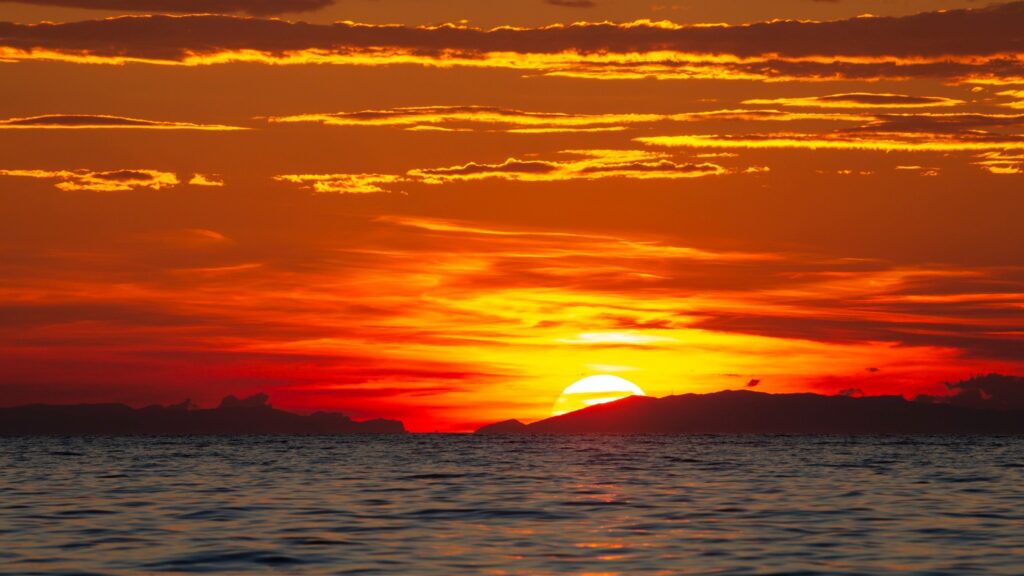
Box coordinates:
[476,388,1024,435]
[476,419,529,435]
[0,394,405,436]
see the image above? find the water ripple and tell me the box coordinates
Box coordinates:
[2,435,1023,574]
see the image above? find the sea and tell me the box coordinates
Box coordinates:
[1,435,1023,575]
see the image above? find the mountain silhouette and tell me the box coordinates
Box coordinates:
[476,419,530,435]
[0,394,405,435]
[477,387,1024,435]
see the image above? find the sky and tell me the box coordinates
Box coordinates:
[1,0,1023,431]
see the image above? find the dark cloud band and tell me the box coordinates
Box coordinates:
[0,0,334,16]
[0,2,1022,81]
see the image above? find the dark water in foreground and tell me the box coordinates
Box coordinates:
[2,436,1023,575]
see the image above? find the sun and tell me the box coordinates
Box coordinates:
[551,374,647,416]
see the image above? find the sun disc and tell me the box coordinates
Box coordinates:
[552,375,646,416]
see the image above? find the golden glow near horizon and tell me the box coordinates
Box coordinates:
[1,1,1023,431]
[551,375,647,417]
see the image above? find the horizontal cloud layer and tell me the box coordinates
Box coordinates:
[638,133,1024,153]
[276,150,730,193]
[409,152,726,183]
[637,106,1024,160]
[975,151,1024,174]
[268,105,872,132]
[0,0,334,16]
[0,114,245,130]
[0,168,180,191]
[269,104,1024,134]
[267,103,1024,173]
[270,106,654,133]
[274,173,405,194]
[2,3,1024,81]
[743,92,965,108]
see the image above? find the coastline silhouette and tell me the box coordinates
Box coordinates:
[479,375,1024,435]
[0,393,405,435]
[4,375,1023,436]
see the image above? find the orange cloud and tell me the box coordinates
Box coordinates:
[274,173,407,194]
[268,105,866,132]
[188,174,225,186]
[276,150,729,194]
[680,109,866,122]
[270,107,1024,162]
[0,168,180,191]
[637,133,1024,153]
[743,92,965,109]
[997,90,1024,109]
[2,5,1024,82]
[0,0,335,16]
[409,151,726,183]
[858,111,1024,133]
[0,114,246,130]
[975,151,1024,174]
[894,165,940,177]
[618,105,1024,170]
[269,106,668,132]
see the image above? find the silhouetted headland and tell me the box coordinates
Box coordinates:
[478,374,1024,435]
[0,393,405,436]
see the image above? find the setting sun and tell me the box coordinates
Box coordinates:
[552,375,647,416]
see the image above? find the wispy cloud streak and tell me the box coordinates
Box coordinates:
[0,114,246,130]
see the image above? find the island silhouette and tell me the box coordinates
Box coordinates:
[0,393,405,435]
[478,374,1024,435]
[4,374,1023,435]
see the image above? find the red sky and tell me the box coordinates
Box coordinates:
[2,0,1023,431]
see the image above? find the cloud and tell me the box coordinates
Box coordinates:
[0,0,335,16]
[680,109,865,122]
[268,105,873,132]
[894,165,940,176]
[637,132,1024,153]
[188,173,225,186]
[545,0,596,7]
[417,107,1024,134]
[274,173,407,194]
[0,114,246,130]
[273,105,1024,173]
[693,312,1024,362]
[0,168,180,191]
[412,158,560,180]
[858,111,1024,134]
[975,151,1024,174]
[277,150,728,193]
[743,92,965,108]
[352,217,1024,363]
[268,106,662,133]
[278,106,1024,164]
[997,89,1024,109]
[1,4,1024,81]
[138,228,232,247]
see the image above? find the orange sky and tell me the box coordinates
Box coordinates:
[1,0,1023,431]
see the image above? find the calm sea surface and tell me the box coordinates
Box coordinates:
[2,435,1023,575]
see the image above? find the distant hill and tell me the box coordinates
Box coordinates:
[477,389,1024,435]
[0,393,406,436]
